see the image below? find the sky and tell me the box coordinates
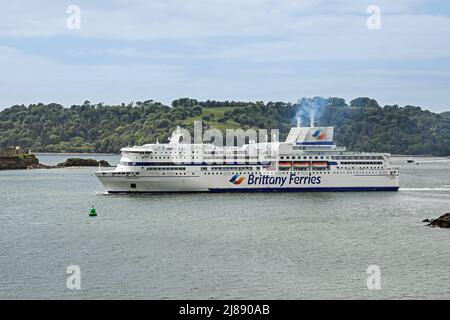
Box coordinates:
[0,0,450,112]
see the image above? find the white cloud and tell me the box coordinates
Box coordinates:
[2,1,449,62]
[0,0,439,40]
[0,1,449,111]
[0,46,186,107]
[2,45,448,111]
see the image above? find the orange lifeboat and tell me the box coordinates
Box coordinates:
[293,162,310,170]
[311,161,328,169]
[278,162,292,170]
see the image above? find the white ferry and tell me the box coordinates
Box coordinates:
[95,124,399,193]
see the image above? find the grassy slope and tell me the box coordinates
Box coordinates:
[182,106,242,131]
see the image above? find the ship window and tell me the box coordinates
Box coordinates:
[130,183,136,189]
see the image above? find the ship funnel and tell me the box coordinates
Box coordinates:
[310,114,314,127]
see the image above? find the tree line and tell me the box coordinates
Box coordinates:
[0,97,449,156]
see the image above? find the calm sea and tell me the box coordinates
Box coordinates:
[0,154,449,299]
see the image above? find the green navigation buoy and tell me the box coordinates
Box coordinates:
[89,205,97,217]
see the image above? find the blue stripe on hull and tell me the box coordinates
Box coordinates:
[107,191,204,194]
[105,186,399,194]
[209,186,399,193]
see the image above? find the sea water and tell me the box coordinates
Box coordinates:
[0,155,449,299]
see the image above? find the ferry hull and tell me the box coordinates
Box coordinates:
[95,172,399,193]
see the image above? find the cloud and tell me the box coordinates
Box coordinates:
[0,46,186,107]
[0,0,441,40]
[178,10,450,63]
[0,1,449,111]
[2,1,449,62]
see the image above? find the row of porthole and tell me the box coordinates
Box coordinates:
[115,171,390,177]
[111,172,139,175]
[201,171,388,175]
[109,170,391,176]
[281,156,329,160]
[129,152,384,160]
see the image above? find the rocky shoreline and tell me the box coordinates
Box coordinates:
[423,213,450,228]
[55,158,111,168]
[0,154,39,170]
[0,156,111,170]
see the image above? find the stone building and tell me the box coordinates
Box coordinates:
[0,146,26,157]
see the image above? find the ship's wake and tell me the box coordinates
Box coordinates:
[412,159,450,163]
[400,187,450,191]
[95,191,109,195]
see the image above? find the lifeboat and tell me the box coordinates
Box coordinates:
[293,162,310,170]
[311,162,328,169]
[278,162,292,170]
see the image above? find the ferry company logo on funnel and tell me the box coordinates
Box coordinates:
[312,129,326,140]
[229,174,245,185]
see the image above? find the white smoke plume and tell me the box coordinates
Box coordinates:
[295,97,329,127]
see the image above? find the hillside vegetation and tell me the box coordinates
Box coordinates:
[1,97,449,156]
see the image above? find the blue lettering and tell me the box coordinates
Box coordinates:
[289,173,295,184]
[246,174,318,186]
[287,174,322,185]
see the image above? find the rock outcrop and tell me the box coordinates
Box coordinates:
[0,154,39,170]
[1,155,112,170]
[426,213,450,228]
[27,163,52,169]
[56,158,111,168]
